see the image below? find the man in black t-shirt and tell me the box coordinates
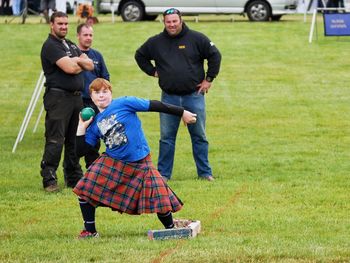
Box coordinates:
[40,11,94,192]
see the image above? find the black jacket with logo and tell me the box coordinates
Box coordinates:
[135,23,221,95]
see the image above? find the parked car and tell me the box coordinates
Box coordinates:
[97,0,298,22]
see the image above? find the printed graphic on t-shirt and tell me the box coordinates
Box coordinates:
[97,114,127,149]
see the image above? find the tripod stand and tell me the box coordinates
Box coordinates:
[7,0,41,24]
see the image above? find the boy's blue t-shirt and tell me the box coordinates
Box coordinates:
[85,96,151,162]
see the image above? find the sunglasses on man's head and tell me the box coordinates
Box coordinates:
[163,8,181,16]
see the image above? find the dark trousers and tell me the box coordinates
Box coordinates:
[326,0,344,12]
[0,0,11,14]
[40,89,84,188]
[82,97,100,168]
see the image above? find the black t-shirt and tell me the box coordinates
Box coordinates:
[41,34,84,92]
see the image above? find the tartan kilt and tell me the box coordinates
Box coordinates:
[73,153,183,215]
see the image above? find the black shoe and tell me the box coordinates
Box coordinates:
[64,172,83,188]
[64,167,83,188]
[44,183,59,192]
[65,180,80,188]
[41,166,57,187]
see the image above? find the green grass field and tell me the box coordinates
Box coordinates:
[0,14,349,262]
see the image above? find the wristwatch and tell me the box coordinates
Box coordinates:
[205,76,214,82]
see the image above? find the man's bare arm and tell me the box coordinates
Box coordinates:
[56,56,84,74]
[77,53,94,71]
[56,54,93,74]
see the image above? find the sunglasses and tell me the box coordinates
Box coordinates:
[163,8,181,16]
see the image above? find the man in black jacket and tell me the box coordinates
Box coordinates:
[135,8,221,182]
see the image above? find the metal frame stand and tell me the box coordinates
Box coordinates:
[12,71,45,153]
[309,7,347,43]
[6,0,41,24]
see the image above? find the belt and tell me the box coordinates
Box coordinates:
[49,88,81,96]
